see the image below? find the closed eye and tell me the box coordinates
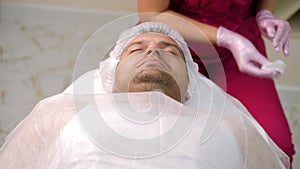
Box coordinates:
[129,48,143,54]
[163,47,180,56]
[158,41,184,60]
[167,50,177,55]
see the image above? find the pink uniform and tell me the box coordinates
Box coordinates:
[169,0,295,164]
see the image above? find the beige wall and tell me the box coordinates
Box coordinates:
[1,0,137,12]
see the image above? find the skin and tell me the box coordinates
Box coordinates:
[137,0,275,44]
[113,32,189,103]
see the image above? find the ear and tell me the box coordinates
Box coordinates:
[185,92,190,101]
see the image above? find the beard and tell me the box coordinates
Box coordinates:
[128,69,182,102]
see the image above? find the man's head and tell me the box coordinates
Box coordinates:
[114,32,189,102]
[100,22,198,103]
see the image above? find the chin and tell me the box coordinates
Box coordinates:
[129,69,182,102]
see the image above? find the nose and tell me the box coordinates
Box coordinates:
[146,49,160,56]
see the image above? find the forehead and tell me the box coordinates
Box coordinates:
[127,32,179,46]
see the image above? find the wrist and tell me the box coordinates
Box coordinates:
[217,26,237,50]
[217,26,256,60]
[256,9,274,22]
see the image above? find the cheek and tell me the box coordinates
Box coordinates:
[169,61,188,84]
[177,68,189,86]
[119,54,141,68]
[116,63,132,80]
[168,58,187,75]
[115,57,139,80]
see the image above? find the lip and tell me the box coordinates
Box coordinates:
[144,59,161,65]
[137,59,163,68]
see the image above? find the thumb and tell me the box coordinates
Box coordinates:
[243,63,279,79]
[254,53,270,67]
[266,25,276,38]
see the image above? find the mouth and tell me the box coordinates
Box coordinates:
[137,59,171,71]
[138,59,161,67]
[144,59,161,65]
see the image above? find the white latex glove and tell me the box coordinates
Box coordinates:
[256,9,291,56]
[217,26,281,79]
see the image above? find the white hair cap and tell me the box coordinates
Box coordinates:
[99,22,200,94]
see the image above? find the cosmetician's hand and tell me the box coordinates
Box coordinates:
[217,26,281,79]
[256,9,291,56]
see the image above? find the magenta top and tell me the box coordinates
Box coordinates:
[169,0,266,63]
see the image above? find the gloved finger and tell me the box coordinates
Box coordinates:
[260,68,281,79]
[283,39,289,57]
[266,24,276,38]
[239,53,280,78]
[242,64,280,79]
[280,27,290,56]
[253,53,269,66]
[259,20,275,40]
[273,21,289,52]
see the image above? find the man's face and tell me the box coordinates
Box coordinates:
[113,32,189,102]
